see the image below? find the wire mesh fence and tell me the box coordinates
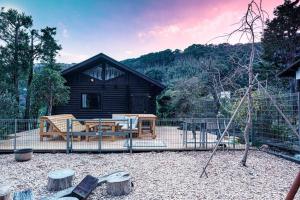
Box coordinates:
[0,93,299,154]
[252,93,300,154]
[0,117,246,152]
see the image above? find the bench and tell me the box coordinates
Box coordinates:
[39,114,85,141]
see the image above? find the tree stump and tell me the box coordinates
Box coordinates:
[47,169,75,191]
[0,185,10,200]
[106,174,132,196]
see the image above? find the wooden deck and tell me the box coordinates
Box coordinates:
[0,126,244,151]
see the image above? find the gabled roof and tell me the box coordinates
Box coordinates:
[278,59,300,77]
[62,53,165,89]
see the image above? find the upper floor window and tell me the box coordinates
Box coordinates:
[83,66,103,80]
[83,64,124,81]
[105,65,124,80]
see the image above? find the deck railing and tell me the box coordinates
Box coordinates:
[0,116,299,154]
[0,118,246,153]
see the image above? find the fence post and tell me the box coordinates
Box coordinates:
[66,119,70,154]
[233,123,236,150]
[200,119,205,148]
[71,119,74,152]
[129,119,133,154]
[205,120,207,149]
[298,92,300,146]
[183,120,187,147]
[14,119,17,151]
[98,118,102,153]
[192,118,196,149]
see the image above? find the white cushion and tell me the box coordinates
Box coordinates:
[121,124,128,130]
[125,116,138,129]
[121,125,138,130]
[112,115,127,126]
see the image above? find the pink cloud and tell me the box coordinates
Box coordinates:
[135,0,283,53]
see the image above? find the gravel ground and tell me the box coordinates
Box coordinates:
[0,150,299,200]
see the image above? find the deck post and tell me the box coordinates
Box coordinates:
[129,119,133,154]
[14,119,17,150]
[66,119,70,154]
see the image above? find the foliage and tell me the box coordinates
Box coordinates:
[157,92,175,118]
[31,66,70,116]
[39,27,62,66]
[270,123,290,140]
[0,91,18,118]
[124,43,259,117]
[262,0,300,69]
[0,8,68,118]
[0,8,33,114]
[224,91,272,130]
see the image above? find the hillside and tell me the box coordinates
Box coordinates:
[121,43,267,88]
[121,43,286,118]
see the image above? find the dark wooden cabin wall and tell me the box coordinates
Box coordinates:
[53,62,160,119]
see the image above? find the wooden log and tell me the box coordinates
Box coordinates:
[0,185,10,200]
[106,174,132,196]
[47,169,75,191]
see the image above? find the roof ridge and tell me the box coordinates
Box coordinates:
[61,53,165,89]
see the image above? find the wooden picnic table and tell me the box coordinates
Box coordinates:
[112,114,157,138]
[84,120,121,141]
[84,114,157,140]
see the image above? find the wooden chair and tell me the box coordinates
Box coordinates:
[39,114,85,141]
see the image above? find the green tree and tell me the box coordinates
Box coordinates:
[0,8,32,115]
[262,0,300,68]
[40,27,62,67]
[31,67,69,116]
[24,29,40,119]
[24,27,61,118]
[145,68,164,82]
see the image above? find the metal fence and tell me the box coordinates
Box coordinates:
[0,93,299,155]
[252,93,300,154]
[0,118,246,153]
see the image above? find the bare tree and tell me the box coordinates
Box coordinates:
[208,0,267,166]
[226,0,267,166]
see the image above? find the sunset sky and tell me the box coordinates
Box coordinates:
[0,0,283,63]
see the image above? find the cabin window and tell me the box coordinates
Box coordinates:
[83,64,124,81]
[83,66,103,80]
[81,93,101,109]
[105,65,124,80]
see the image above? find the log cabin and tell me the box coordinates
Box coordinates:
[52,53,165,119]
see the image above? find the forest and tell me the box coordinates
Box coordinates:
[0,0,299,119]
